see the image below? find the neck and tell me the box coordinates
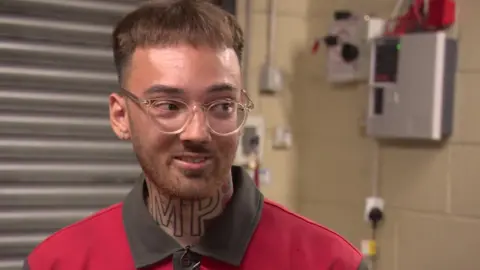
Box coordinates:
[146,179,233,246]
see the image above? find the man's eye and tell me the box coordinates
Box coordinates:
[210,101,235,113]
[151,101,181,111]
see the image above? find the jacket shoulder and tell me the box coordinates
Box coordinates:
[262,199,363,269]
[26,203,124,267]
[263,199,359,248]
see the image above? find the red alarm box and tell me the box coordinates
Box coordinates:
[425,0,456,30]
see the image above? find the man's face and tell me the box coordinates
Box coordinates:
[109,45,242,199]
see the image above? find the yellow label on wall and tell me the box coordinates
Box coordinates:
[361,239,377,257]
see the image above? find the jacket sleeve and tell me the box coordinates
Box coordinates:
[328,253,369,270]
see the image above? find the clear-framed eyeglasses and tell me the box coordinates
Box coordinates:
[119,88,254,136]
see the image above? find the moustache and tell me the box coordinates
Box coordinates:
[174,142,213,155]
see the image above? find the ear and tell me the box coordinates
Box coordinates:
[109,93,131,140]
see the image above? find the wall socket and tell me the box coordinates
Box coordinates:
[364,196,384,222]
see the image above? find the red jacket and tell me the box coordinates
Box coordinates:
[25,167,367,270]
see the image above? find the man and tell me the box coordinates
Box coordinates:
[24,1,367,269]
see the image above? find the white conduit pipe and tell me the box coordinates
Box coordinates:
[242,0,252,90]
[266,0,277,67]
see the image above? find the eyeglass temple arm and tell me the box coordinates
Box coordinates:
[242,89,254,110]
[119,88,146,104]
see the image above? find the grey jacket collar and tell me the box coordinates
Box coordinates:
[122,166,264,268]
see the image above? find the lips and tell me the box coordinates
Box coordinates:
[175,156,208,163]
[173,154,212,171]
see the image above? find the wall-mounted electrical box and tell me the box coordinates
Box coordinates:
[366,31,457,141]
[234,115,265,166]
[325,11,375,83]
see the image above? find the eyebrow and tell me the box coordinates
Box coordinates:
[143,83,236,96]
[207,83,235,93]
[144,85,183,95]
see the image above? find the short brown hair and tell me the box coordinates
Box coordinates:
[112,0,244,82]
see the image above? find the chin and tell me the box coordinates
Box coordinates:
[171,182,216,200]
[169,170,219,199]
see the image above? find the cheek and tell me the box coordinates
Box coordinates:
[215,135,239,158]
[131,115,174,158]
[150,132,177,156]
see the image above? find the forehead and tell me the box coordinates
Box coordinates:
[126,45,241,96]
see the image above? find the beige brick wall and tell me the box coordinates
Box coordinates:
[238,0,480,269]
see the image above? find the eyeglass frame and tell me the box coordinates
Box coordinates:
[118,87,255,136]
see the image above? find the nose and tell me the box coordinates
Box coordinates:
[179,107,211,143]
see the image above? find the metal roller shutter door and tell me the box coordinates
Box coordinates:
[0,0,141,269]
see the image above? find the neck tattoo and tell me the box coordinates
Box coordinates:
[146,179,233,245]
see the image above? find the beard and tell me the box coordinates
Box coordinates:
[133,142,233,200]
[127,116,239,200]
